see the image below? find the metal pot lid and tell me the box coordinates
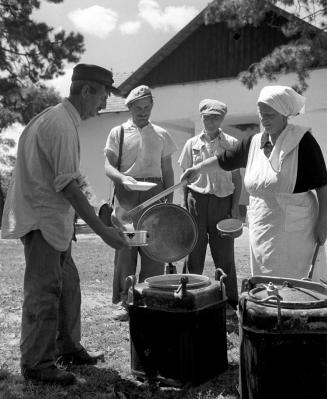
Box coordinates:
[246,276,327,309]
[145,273,210,290]
[137,203,198,263]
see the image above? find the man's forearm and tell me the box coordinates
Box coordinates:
[105,158,125,184]
[62,180,106,236]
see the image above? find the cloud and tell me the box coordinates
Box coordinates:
[119,20,141,35]
[68,6,118,39]
[138,0,198,32]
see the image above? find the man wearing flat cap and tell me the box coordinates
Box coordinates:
[104,84,177,321]
[178,99,242,316]
[1,63,127,385]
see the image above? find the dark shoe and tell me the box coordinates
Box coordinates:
[22,365,76,386]
[112,305,129,322]
[57,347,104,366]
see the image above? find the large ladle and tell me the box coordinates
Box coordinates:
[111,180,188,230]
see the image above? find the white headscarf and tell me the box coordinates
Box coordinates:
[257,85,306,117]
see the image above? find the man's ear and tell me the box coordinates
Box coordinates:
[81,84,90,98]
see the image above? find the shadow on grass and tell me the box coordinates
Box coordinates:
[0,362,240,399]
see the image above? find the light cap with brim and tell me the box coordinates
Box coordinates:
[125,85,152,106]
[72,63,120,95]
[199,99,227,117]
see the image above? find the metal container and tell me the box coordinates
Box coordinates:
[126,270,228,386]
[123,230,149,246]
[216,218,243,239]
[239,275,327,399]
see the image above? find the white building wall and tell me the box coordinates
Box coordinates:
[79,111,129,204]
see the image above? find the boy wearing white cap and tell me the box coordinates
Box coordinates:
[178,99,242,315]
[104,85,177,321]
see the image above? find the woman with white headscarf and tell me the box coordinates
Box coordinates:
[181,85,327,281]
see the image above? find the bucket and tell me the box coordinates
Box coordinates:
[126,269,228,386]
[239,275,327,399]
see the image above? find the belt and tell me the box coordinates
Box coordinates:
[135,177,162,182]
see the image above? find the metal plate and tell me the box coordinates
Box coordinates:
[137,203,198,263]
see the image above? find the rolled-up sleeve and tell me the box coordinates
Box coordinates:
[104,126,119,158]
[178,139,193,170]
[38,125,82,192]
[162,130,177,158]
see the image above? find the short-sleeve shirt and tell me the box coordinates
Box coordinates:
[178,130,239,197]
[217,131,327,192]
[1,98,82,251]
[104,119,177,177]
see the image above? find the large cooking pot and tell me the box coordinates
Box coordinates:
[137,203,198,263]
[127,269,228,386]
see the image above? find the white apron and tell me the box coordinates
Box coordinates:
[244,124,327,281]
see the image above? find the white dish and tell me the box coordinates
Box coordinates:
[124,181,157,191]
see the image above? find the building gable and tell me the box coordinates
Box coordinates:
[119,6,318,96]
[141,11,288,87]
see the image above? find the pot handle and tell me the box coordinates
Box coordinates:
[125,275,137,305]
[174,276,189,300]
[215,268,227,296]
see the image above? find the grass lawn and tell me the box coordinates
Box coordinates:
[0,229,251,399]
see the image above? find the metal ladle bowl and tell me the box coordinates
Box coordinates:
[137,203,198,263]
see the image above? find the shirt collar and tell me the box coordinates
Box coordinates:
[201,129,221,142]
[126,117,152,130]
[192,130,221,150]
[260,132,272,149]
[62,98,81,130]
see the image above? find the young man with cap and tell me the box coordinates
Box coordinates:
[178,99,242,316]
[104,85,177,321]
[1,63,127,385]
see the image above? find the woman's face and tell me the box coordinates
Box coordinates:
[257,102,287,137]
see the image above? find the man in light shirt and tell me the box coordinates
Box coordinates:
[104,85,177,321]
[178,99,242,316]
[1,64,127,385]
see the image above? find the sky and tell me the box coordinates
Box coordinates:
[32,0,211,96]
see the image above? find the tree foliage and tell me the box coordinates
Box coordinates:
[0,0,85,220]
[205,0,327,92]
[0,0,85,129]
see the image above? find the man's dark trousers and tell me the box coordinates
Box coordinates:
[21,230,82,371]
[183,189,238,307]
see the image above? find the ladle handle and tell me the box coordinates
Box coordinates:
[125,180,188,219]
[307,242,320,280]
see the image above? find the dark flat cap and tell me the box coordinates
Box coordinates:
[199,99,227,117]
[72,63,120,94]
